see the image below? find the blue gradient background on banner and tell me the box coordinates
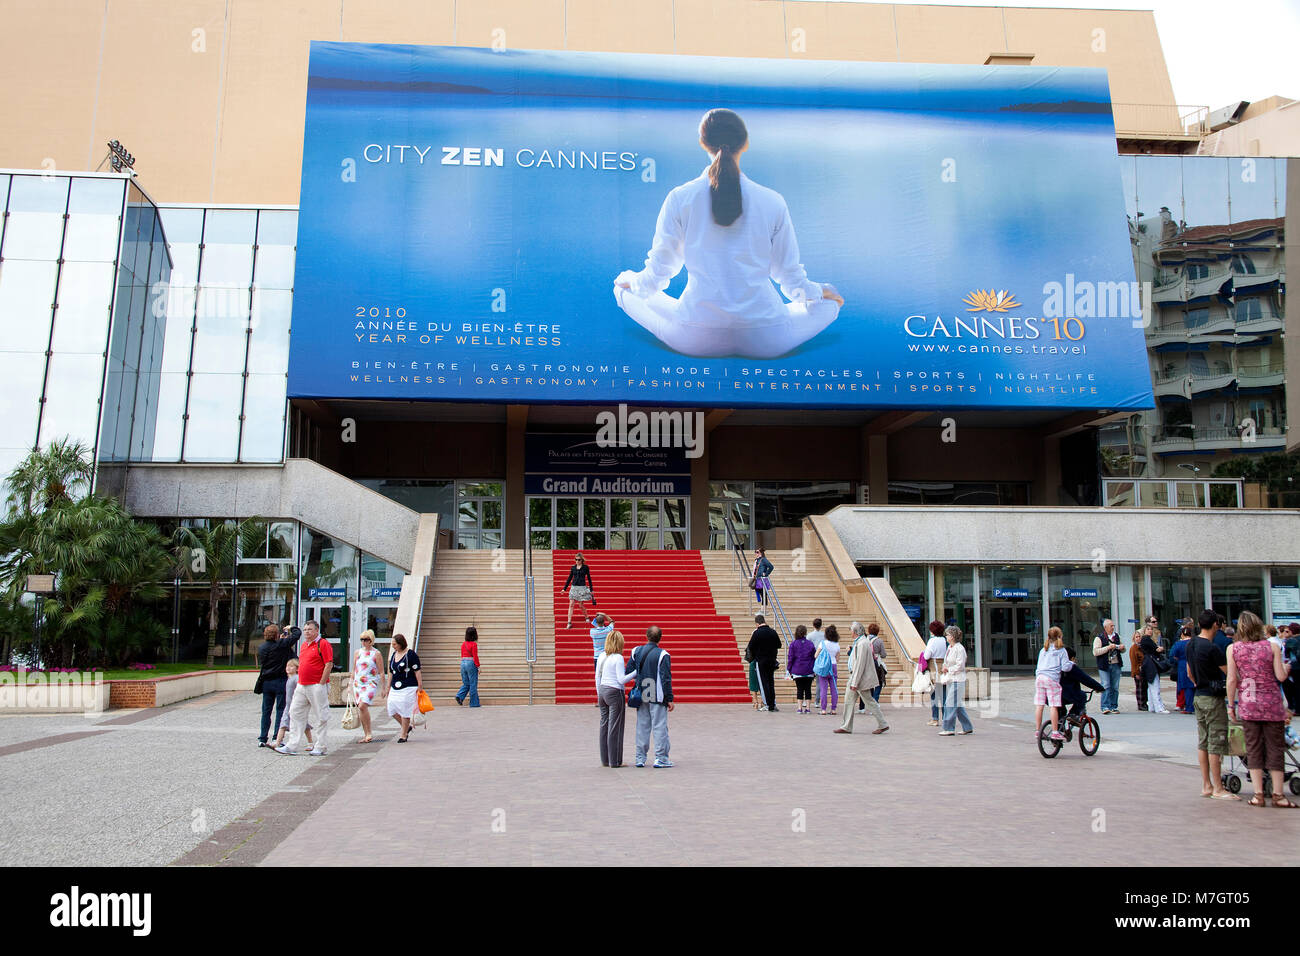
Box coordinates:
[290,43,1154,410]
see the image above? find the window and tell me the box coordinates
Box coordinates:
[1185,263,1210,280]
[1230,254,1256,275]
[753,481,854,531]
[1184,308,1209,329]
[1235,299,1263,323]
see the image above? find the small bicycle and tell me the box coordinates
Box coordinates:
[1038,691,1101,758]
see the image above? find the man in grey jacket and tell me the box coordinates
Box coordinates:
[834,625,889,735]
[631,626,674,768]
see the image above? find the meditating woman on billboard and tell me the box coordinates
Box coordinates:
[614,108,844,359]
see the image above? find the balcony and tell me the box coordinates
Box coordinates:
[1152,426,1287,455]
[1152,371,1191,400]
[1236,363,1286,388]
[1188,370,1236,394]
[1113,103,1208,142]
[1232,267,1284,291]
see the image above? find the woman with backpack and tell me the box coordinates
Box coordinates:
[815,625,841,716]
[787,625,817,714]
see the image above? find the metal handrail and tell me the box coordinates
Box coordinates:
[523,512,536,704]
[723,515,792,644]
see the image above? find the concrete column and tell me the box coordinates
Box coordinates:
[690,446,710,550]
[505,405,528,549]
[868,433,889,504]
[1037,435,1061,506]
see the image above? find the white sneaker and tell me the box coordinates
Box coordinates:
[308,749,326,756]
[273,745,295,755]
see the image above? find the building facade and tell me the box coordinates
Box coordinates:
[0,0,1296,668]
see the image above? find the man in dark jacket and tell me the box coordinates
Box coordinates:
[1060,646,1104,722]
[631,626,674,768]
[746,613,783,712]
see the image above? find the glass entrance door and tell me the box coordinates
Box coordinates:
[302,602,348,663]
[985,603,1037,666]
[364,604,397,646]
[527,496,688,549]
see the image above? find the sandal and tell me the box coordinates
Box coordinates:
[1248,795,1267,807]
[1271,796,1298,808]
[397,736,408,743]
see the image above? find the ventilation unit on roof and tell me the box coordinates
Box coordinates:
[1207,101,1249,132]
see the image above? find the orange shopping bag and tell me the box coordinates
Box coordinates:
[417,689,435,713]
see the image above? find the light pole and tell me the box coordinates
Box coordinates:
[25,574,56,669]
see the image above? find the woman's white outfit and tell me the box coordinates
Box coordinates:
[614,170,840,358]
[386,652,419,719]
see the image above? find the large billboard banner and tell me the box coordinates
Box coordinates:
[290,43,1154,410]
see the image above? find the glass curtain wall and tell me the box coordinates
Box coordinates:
[709,481,753,550]
[0,173,161,477]
[888,565,928,633]
[1047,566,1112,652]
[1150,566,1206,639]
[1209,567,1265,626]
[934,565,976,659]
[153,206,294,463]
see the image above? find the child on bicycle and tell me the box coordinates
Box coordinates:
[1059,645,1104,725]
[1035,627,1073,741]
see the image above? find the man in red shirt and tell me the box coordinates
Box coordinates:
[275,619,333,756]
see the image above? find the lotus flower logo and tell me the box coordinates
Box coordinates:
[962,289,1021,313]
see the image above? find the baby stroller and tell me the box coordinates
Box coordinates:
[1221,723,1300,796]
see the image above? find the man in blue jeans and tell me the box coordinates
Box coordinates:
[631,626,674,768]
[1092,618,1125,714]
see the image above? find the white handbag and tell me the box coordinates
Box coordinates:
[911,670,934,694]
[341,695,359,730]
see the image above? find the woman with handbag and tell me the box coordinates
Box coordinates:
[385,633,423,743]
[938,626,973,735]
[751,548,774,606]
[1139,627,1170,713]
[595,630,638,767]
[1226,611,1296,807]
[351,629,383,743]
[562,553,595,630]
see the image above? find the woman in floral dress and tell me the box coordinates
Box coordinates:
[352,629,384,743]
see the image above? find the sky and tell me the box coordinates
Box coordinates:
[810,0,1300,110]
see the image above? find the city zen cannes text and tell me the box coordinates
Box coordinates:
[363,144,640,171]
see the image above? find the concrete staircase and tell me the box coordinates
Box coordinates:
[414,550,554,705]
[699,549,916,707]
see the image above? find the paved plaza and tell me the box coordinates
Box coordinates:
[2,674,1297,867]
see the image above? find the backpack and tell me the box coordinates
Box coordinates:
[813,645,833,678]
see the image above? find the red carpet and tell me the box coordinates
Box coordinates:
[550,550,751,703]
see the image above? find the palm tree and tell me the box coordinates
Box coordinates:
[1,449,172,667]
[3,438,94,517]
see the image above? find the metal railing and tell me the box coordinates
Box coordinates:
[1112,103,1208,138]
[523,513,537,704]
[722,516,793,644]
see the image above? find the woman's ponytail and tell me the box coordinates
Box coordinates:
[700,109,747,227]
